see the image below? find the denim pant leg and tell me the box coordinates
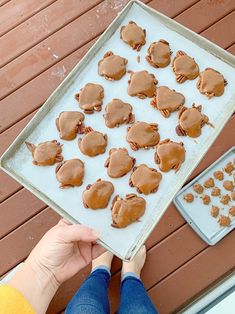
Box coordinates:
[65,267,110,314]
[118,274,158,314]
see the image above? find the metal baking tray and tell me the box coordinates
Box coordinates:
[173,147,235,245]
[1,1,235,260]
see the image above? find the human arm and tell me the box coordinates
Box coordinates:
[7,219,105,314]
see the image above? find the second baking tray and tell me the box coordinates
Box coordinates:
[173,147,235,245]
[0,1,235,260]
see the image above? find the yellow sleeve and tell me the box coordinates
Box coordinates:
[0,285,36,314]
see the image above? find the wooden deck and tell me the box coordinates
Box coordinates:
[0,1,234,313]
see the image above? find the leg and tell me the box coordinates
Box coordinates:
[118,246,158,314]
[66,251,113,314]
[119,276,157,314]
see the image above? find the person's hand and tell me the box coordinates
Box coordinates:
[27,219,105,285]
[9,219,105,314]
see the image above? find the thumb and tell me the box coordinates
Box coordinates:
[59,224,100,243]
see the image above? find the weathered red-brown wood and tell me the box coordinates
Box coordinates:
[0,0,153,103]
[0,171,21,203]
[0,40,95,133]
[0,0,102,70]
[0,0,199,127]
[0,1,233,134]
[149,0,199,17]
[0,113,35,203]
[0,0,130,100]
[47,222,207,313]
[148,231,235,314]
[188,116,235,181]
[201,11,235,49]
[0,1,234,314]
[0,189,46,239]
[0,0,199,103]
[0,64,234,278]
[0,0,56,37]
[0,111,35,156]
[0,199,185,276]
[175,0,235,33]
[108,225,208,313]
[0,2,233,204]
[108,202,186,275]
[227,43,235,55]
[1,46,233,204]
[0,208,60,276]
[145,204,185,248]
[144,225,207,286]
[0,202,187,312]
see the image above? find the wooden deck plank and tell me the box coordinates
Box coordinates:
[143,225,207,287]
[9,112,233,313]
[47,223,207,313]
[107,225,208,313]
[0,200,185,276]
[0,112,233,313]
[175,0,235,33]
[0,0,232,141]
[48,232,235,314]
[0,0,131,100]
[0,39,95,134]
[0,113,35,203]
[0,208,60,276]
[0,0,102,70]
[0,171,21,203]
[0,0,56,37]
[0,0,232,248]
[201,11,235,49]
[0,189,46,239]
[0,1,234,135]
[0,201,187,312]
[0,1,234,313]
[148,0,199,17]
[0,0,197,103]
[188,115,235,182]
[0,185,231,313]
[106,202,186,275]
[0,111,35,156]
[227,43,235,55]
[0,39,91,206]
[148,231,235,314]
[0,0,198,126]
[145,203,185,248]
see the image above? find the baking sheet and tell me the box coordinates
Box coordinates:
[1,1,235,260]
[173,147,235,245]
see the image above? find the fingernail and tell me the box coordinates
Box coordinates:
[92,229,100,237]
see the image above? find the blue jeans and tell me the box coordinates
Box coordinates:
[65,267,158,314]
